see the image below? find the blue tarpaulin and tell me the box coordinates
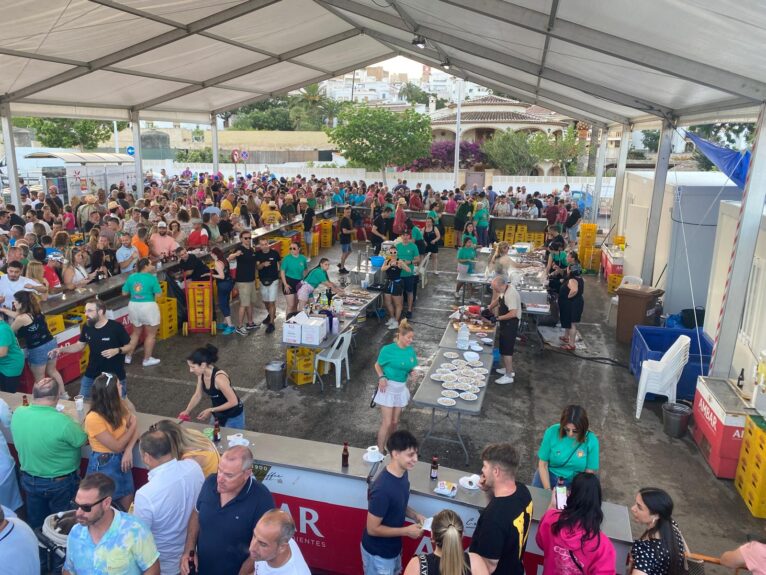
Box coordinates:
[685,131,750,189]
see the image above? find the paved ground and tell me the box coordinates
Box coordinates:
[65,241,764,561]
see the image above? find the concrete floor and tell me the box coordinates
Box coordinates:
[67,242,764,561]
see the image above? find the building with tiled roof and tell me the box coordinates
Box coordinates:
[430,94,570,144]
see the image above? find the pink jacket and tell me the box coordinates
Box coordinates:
[536,509,616,575]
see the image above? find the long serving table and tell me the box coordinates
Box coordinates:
[412,346,492,465]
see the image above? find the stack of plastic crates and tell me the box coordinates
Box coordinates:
[514,224,527,243]
[46,315,65,336]
[157,296,178,340]
[529,232,545,248]
[443,227,455,248]
[311,232,320,257]
[276,237,292,257]
[79,346,90,376]
[159,281,168,298]
[494,229,504,242]
[579,223,597,248]
[320,220,333,248]
[581,247,600,273]
[607,274,624,293]
[286,347,328,386]
[735,416,766,518]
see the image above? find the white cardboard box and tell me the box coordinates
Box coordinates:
[282,322,302,345]
[301,318,327,346]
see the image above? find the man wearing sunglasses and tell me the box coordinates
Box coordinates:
[64,472,160,575]
[229,233,259,336]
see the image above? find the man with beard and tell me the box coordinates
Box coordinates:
[49,299,131,399]
[63,473,160,575]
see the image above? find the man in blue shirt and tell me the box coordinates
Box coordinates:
[182,446,274,575]
[361,431,425,575]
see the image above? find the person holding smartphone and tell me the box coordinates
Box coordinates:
[381,246,409,330]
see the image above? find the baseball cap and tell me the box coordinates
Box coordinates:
[157,221,168,228]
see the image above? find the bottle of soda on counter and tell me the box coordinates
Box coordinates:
[21,395,29,407]
[430,456,439,480]
[342,442,349,468]
[188,550,197,575]
[555,477,568,509]
[213,419,221,443]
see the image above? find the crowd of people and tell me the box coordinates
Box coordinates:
[0,170,760,575]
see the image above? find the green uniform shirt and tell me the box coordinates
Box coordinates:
[282,254,308,281]
[457,246,477,262]
[385,203,395,217]
[427,210,440,225]
[396,242,420,277]
[307,198,317,209]
[122,272,162,303]
[474,208,490,228]
[11,405,87,477]
[462,233,477,246]
[305,267,329,288]
[0,321,24,377]
[411,226,424,241]
[537,423,600,480]
[552,251,568,267]
[377,342,417,382]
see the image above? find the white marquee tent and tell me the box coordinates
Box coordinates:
[1,0,765,377]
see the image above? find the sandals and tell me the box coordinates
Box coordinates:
[559,336,570,343]
[561,343,576,351]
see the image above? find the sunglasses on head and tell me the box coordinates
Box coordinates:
[71,495,108,512]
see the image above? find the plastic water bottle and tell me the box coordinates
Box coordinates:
[555,477,568,509]
[456,323,470,350]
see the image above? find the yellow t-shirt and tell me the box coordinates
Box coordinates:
[84,410,128,453]
[221,198,234,213]
[183,449,220,477]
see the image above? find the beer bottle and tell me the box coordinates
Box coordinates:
[213,418,221,443]
[430,456,439,480]
[22,395,29,407]
[342,442,349,468]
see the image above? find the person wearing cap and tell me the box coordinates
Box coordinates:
[202,198,220,217]
[186,219,209,249]
[149,221,178,262]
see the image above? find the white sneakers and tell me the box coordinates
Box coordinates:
[495,368,515,377]
[142,357,161,367]
[124,355,132,364]
[386,318,398,329]
[495,375,515,385]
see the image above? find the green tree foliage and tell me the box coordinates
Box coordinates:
[13,117,128,150]
[530,126,584,177]
[289,84,329,131]
[328,106,432,175]
[482,130,538,175]
[231,108,292,130]
[175,148,219,163]
[398,82,426,104]
[642,129,660,152]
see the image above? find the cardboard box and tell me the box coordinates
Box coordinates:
[301,318,327,346]
[282,322,302,345]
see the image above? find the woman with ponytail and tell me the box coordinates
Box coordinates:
[403,509,488,575]
[629,488,688,575]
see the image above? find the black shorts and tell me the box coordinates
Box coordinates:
[498,318,520,356]
[385,279,404,296]
[0,372,21,393]
[283,276,301,295]
[425,243,439,254]
[401,275,416,293]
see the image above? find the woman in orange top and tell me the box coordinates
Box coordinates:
[83,372,138,510]
[132,226,150,258]
[153,419,220,477]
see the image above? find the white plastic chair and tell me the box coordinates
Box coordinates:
[635,335,691,419]
[313,331,354,390]
[606,275,643,323]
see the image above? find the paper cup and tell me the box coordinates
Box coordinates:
[74,395,84,411]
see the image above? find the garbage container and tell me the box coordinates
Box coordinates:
[662,402,691,438]
[265,361,286,391]
[615,285,664,344]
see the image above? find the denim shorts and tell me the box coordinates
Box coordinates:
[304,231,313,244]
[80,376,127,399]
[87,452,134,500]
[27,338,57,366]
[361,543,401,575]
[341,243,352,253]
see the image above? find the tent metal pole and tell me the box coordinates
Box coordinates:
[640,118,674,283]
[211,114,219,176]
[452,78,463,190]
[591,128,608,223]
[612,125,631,234]
[130,111,143,197]
[710,103,766,378]
[0,103,21,209]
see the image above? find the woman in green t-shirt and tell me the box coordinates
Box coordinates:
[534,404,599,489]
[373,319,417,452]
[296,258,344,311]
[280,243,309,318]
[454,237,477,300]
[122,258,162,367]
[473,205,490,246]
[461,221,478,247]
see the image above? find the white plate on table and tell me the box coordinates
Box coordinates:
[363,451,385,463]
[443,351,459,359]
[459,475,481,490]
[481,337,493,344]
[459,392,478,401]
[437,397,457,407]
[468,360,483,367]
[430,374,444,382]
[440,363,457,371]
[474,380,487,388]
[476,332,488,338]
[456,376,474,385]
[451,359,468,366]
[468,385,481,394]
[345,306,361,311]
[473,368,489,375]
[441,390,459,399]
[469,344,483,352]
[441,373,457,382]
[463,351,480,362]
[454,382,471,391]
[436,368,453,374]
[442,382,458,390]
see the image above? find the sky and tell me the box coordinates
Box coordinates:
[376,55,429,80]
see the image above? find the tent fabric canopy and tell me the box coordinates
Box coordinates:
[23,152,135,164]
[1,0,765,127]
[684,132,751,189]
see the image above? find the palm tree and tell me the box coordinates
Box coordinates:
[290,84,329,130]
[398,82,424,104]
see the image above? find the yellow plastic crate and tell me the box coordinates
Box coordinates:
[504,224,516,238]
[444,227,455,248]
[607,274,623,293]
[515,224,527,234]
[529,232,545,248]
[159,281,168,297]
[46,314,65,335]
[157,296,179,340]
[286,347,328,386]
[580,223,598,233]
[311,232,320,257]
[514,232,527,242]
[80,347,90,375]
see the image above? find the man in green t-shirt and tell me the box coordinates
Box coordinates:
[11,377,88,529]
[0,320,25,392]
[396,231,420,319]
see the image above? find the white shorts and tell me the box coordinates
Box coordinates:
[375,380,410,408]
[297,283,315,302]
[260,281,279,303]
[128,301,161,327]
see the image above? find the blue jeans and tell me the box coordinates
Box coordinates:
[361,543,401,575]
[477,226,489,246]
[87,452,134,501]
[79,376,127,399]
[532,468,572,489]
[20,471,79,530]
[217,279,234,319]
[210,411,245,430]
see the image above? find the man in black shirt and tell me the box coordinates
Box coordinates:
[50,299,131,399]
[228,232,258,336]
[565,204,582,247]
[301,199,315,260]
[254,238,281,334]
[470,443,533,575]
[338,205,354,274]
[370,206,391,255]
[218,210,234,240]
[175,247,211,281]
